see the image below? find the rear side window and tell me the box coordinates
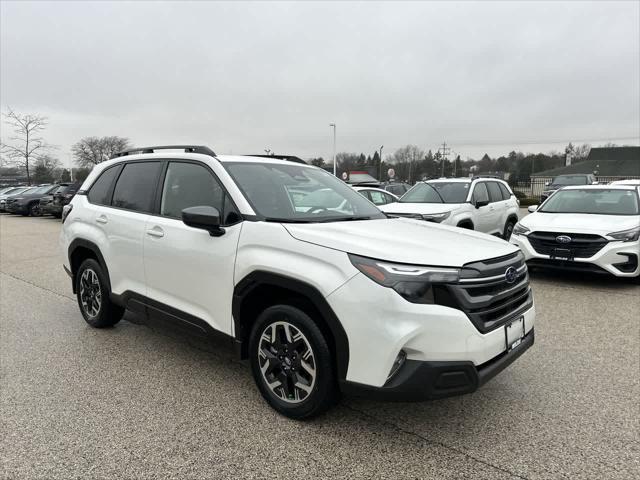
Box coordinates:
[486,182,503,203]
[498,183,512,200]
[112,162,162,213]
[88,166,121,205]
[472,182,489,204]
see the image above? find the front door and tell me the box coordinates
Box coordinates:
[143,161,242,336]
[471,182,493,233]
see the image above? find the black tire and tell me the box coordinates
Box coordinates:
[249,305,338,420]
[503,218,516,240]
[28,202,40,217]
[75,259,124,328]
[457,222,473,230]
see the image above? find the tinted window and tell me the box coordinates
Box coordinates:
[498,183,511,200]
[486,182,503,203]
[472,183,489,204]
[112,162,161,213]
[160,162,240,224]
[88,166,121,205]
[387,184,407,196]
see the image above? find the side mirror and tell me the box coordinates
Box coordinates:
[527,205,538,213]
[182,206,225,237]
[545,182,550,186]
[475,200,489,209]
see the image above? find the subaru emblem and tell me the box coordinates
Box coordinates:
[556,235,572,244]
[504,266,518,284]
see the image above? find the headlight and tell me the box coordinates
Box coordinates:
[512,222,530,236]
[607,226,640,242]
[348,254,459,304]
[420,211,451,223]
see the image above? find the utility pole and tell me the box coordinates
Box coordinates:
[329,123,336,176]
[439,142,451,177]
[378,145,384,181]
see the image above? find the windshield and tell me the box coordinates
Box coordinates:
[2,187,26,195]
[224,162,385,222]
[540,189,639,215]
[552,175,588,186]
[31,185,53,194]
[400,182,469,203]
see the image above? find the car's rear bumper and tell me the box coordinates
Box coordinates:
[341,329,534,401]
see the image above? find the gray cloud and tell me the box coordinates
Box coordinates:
[1,1,638,165]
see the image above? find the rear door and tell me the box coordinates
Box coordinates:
[143,160,243,336]
[90,161,161,296]
[471,182,493,233]
[486,181,507,234]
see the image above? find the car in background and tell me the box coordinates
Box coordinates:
[511,185,640,279]
[610,179,640,186]
[380,178,520,238]
[539,174,597,203]
[353,186,398,206]
[40,183,80,218]
[381,181,411,197]
[0,186,32,212]
[5,184,57,216]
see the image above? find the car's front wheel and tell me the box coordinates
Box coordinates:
[75,259,124,328]
[249,305,337,419]
[28,202,40,216]
[503,219,516,240]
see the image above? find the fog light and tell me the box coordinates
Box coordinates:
[387,350,407,381]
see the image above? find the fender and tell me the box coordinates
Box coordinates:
[233,270,350,380]
[67,238,111,294]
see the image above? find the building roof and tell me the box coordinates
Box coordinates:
[533,146,640,177]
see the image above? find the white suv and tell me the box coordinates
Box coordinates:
[60,146,535,419]
[380,178,520,238]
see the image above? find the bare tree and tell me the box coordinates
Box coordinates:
[72,136,132,167]
[1,108,50,185]
[32,155,62,184]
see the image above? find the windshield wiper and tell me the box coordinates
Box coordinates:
[318,216,372,222]
[264,217,314,223]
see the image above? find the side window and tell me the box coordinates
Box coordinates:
[87,166,120,205]
[472,182,489,204]
[160,162,240,225]
[498,182,511,200]
[112,162,161,213]
[486,182,503,203]
[368,190,387,205]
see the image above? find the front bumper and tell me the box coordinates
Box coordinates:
[342,329,534,400]
[6,203,28,214]
[511,234,640,277]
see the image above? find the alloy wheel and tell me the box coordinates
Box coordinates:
[79,268,102,318]
[257,321,316,403]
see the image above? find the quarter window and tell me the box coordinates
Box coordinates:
[160,162,240,224]
[486,182,503,203]
[88,166,120,205]
[112,162,162,213]
[498,183,511,200]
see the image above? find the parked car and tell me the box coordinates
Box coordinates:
[380,178,520,239]
[610,179,640,186]
[40,183,80,217]
[381,181,411,197]
[510,185,639,279]
[539,174,597,203]
[5,184,57,216]
[61,145,534,419]
[0,186,32,212]
[353,186,398,206]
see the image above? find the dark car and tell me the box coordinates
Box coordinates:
[383,182,411,197]
[5,184,58,216]
[540,174,597,203]
[40,183,80,218]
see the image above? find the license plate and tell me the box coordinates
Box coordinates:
[550,247,572,261]
[505,316,525,351]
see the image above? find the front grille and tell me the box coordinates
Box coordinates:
[440,251,533,333]
[527,231,608,258]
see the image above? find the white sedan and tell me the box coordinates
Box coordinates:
[510,185,640,278]
[353,186,399,206]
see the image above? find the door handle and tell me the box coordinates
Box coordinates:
[96,215,108,224]
[146,227,164,238]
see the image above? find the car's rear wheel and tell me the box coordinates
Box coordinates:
[75,259,124,328]
[503,219,516,240]
[249,305,337,419]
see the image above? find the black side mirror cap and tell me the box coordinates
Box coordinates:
[475,200,489,209]
[182,206,225,237]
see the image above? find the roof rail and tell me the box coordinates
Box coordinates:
[112,145,216,159]
[245,154,307,165]
[472,174,501,180]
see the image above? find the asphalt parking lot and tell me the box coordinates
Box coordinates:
[1,213,638,479]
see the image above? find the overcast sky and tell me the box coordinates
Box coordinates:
[1,1,639,166]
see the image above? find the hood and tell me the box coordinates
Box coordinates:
[380,202,462,215]
[283,218,517,267]
[521,212,640,235]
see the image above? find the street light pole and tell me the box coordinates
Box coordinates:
[329,123,336,176]
[379,145,383,181]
